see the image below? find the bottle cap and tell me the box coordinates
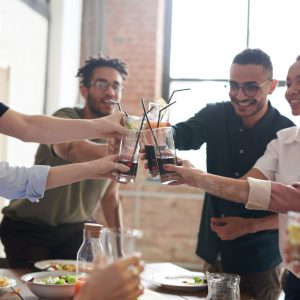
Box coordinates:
[84,223,103,238]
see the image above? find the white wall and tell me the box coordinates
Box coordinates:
[0,0,48,166]
[46,0,82,114]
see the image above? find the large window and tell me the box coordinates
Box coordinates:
[165,0,300,169]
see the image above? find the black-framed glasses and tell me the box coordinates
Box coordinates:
[89,79,123,93]
[226,80,271,97]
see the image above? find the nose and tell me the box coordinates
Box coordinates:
[235,87,247,99]
[105,85,116,98]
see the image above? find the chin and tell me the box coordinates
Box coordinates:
[291,109,300,116]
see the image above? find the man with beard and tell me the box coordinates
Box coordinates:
[171,48,294,299]
[0,54,128,267]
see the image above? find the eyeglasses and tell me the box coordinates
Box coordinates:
[89,79,123,93]
[226,80,271,97]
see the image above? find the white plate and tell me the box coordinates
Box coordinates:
[34,259,76,272]
[0,277,17,290]
[147,271,207,292]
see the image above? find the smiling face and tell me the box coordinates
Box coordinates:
[229,63,277,127]
[81,66,123,118]
[285,61,300,116]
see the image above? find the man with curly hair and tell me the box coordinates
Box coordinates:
[0,54,128,268]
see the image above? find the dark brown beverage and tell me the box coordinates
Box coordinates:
[157,156,180,184]
[157,156,176,175]
[145,145,159,176]
[118,160,138,177]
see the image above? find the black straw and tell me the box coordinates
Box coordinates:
[141,99,162,157]
[109,100,129,117]
[157,101,177,127]
[168,88,191,104]
[130,106,155,163]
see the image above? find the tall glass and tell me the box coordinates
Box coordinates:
[116,129,141,183]
[287,211,300,262]
[100,228,143,263]
[151,127,180,184]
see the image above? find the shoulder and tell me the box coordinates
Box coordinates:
[53,107,83,119]
[276,126,300,143]
[269,105,295,127]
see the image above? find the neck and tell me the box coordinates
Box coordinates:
[83,106,106,119]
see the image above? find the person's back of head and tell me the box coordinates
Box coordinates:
[232,48,273,79]
[77,53,128,87]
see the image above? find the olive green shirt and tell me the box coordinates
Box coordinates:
[2,107,109,226]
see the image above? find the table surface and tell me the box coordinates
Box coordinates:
[0,262,252,299]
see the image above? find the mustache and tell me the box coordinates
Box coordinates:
[230,97,256,106]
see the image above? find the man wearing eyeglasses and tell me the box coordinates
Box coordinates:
[172,48,294,299]
[0,54,128,268]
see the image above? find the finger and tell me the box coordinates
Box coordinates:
[114,255,142,271]
[163,164,180,172]
[115,162,130,172]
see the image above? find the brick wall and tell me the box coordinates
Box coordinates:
[93,0,205,269]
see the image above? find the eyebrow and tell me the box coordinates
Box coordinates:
[94,78,122,85]
[229,80,258,85]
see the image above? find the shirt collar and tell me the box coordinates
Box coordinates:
[277,126,300,143]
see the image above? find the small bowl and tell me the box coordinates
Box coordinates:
[21,271,75,299]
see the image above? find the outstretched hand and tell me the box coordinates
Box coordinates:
[95,112,127,139]
[163,160,205,187]
[87,154,129,180]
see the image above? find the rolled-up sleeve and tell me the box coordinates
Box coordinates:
[0,162,50,202]
[246,177,272,210]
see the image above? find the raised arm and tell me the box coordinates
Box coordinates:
[0,109,126,143]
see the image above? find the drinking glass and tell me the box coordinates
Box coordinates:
[115,129,141,183]
[150,127,180,184]
[206,272,240,300]
[100,228,143,263]
[143,128,160,177]
[287,211,300,262]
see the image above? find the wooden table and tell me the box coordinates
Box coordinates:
[0,263,253,299]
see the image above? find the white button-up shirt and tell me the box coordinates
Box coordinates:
[246,126,300,276]
[0,162,49,202]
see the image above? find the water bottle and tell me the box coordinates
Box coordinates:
[75,223,104,296]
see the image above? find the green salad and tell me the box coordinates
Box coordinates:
[33,274,76,285]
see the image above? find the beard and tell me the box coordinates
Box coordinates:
[87,93,110,118]
[230,96,267,119]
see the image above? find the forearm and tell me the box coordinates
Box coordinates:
[196,172,250,204]
[45,163,91,189]
[1,109,101,143]
[101,183,123,227]
[53,141,108,163]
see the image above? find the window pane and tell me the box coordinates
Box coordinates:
[249,0,300,79]
[170,0,248,79]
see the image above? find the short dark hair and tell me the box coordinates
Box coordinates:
[76,53,128,87]
[232,48,273,78]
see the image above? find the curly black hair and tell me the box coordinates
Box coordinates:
[76,53,128,87]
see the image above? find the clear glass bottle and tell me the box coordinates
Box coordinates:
[75,223,103,296]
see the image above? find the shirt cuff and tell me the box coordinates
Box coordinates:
[26,165,50,202]
[246,177,271,210]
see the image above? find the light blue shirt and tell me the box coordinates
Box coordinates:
[0,162,50,202]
